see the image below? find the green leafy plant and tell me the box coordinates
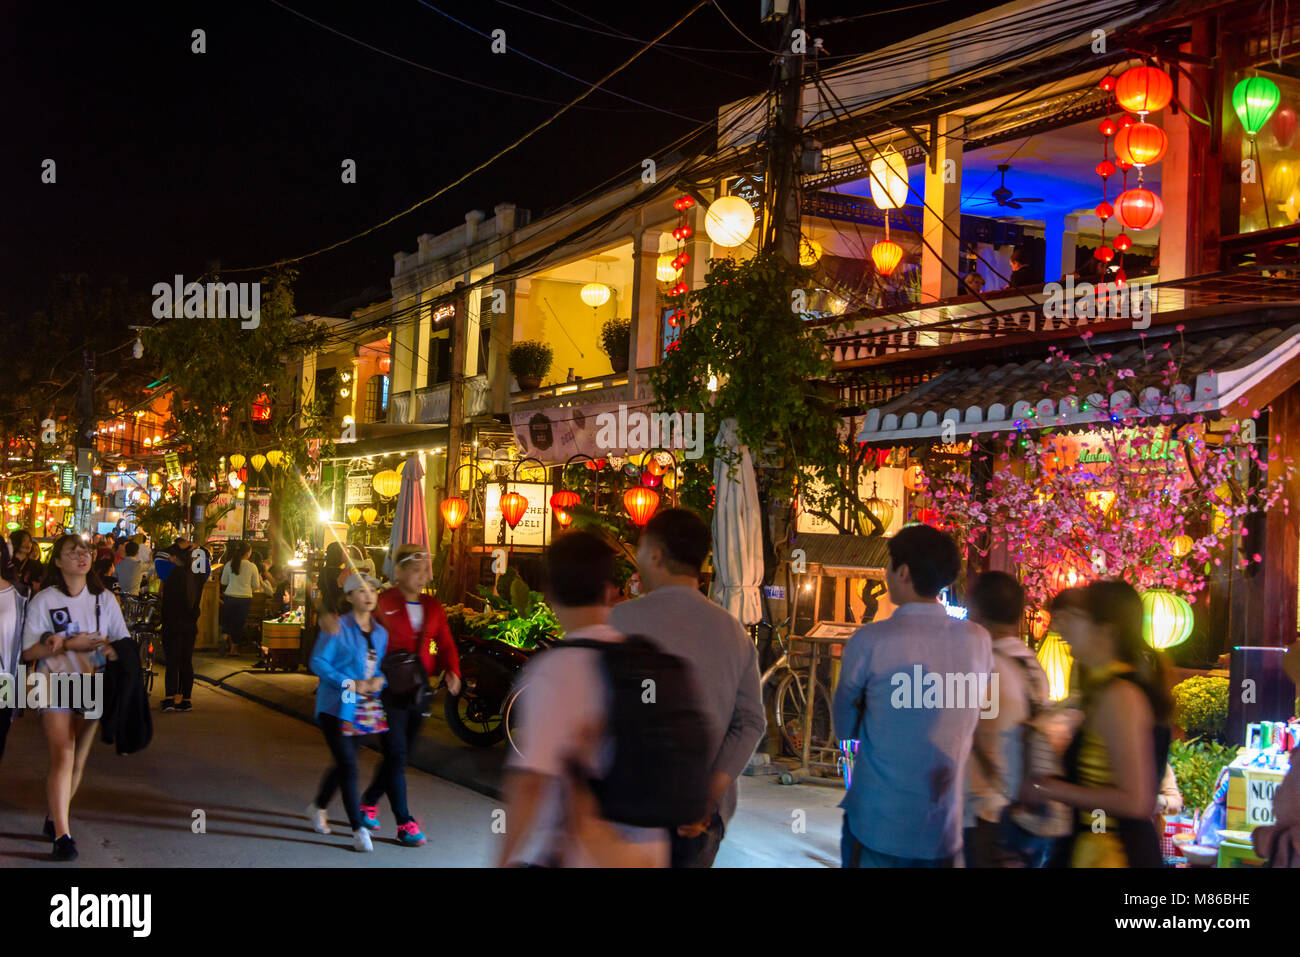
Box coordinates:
[1168,737,1239,813]
[598,317,631,360]
[1172,674,1230,741]
[508,341,553,381]
[444,568,562,650]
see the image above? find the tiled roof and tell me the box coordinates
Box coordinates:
[790,532,891,573]
[856,324,1300,444]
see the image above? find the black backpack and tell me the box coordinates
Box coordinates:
[561,635,711,829]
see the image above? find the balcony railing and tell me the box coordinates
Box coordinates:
[388,374,490,424]
[508,369,655,412]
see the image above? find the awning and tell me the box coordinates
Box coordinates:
[857,323,1300,445]
[323,424,448,461]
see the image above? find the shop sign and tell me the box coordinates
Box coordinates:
[164,451,182,481]
[59,464,75,494]
[1245,771,1280,827]
[796,467,904,535]
[207,491,271,541]
[483,482,550,548]
[345,473,373,505]
[1039,426,1197,484]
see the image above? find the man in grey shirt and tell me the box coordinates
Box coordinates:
[609,508,766,867]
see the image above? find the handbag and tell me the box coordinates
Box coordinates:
[381,650,433,711]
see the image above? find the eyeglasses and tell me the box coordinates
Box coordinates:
[64,547,92,558]
[397,553,429,566]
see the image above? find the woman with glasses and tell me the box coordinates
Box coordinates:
[20,534,131,861]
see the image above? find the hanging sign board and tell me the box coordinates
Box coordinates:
[59,465,75,494]
[483,482,551,548]
[164,452,183,481]
[345,473,373,505]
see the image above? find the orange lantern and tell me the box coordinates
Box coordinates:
[555,508,575,528]
[1028,607,1051,642]
[550,489,581,511]
[1116,188,1163,230]
[902,464,926,492]
[1046,559,1088,594]
[378,355,392,374]
[871,239,904,277]
[1115,65,1173,116]
[622,486,660,526]
[1114,122,1167,168]
[500,491,529,529]
[440,496,469,530]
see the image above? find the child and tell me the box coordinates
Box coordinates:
[307,572,388,852]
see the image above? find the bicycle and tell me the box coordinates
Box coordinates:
[122,594,161,696]
[756,618,834,766]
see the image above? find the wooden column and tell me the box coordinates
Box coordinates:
[1260,382,1300,645]
[442,282,469,550]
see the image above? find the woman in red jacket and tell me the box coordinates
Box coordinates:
[358,543,461,846]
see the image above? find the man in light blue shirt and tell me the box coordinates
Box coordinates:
[833,524,994,867]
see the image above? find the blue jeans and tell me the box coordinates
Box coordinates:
[841,816,956,868]
[362,692,423,825]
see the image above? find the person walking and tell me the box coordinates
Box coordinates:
[0,563,26,765]
[962,571,1052,867]
[1027,581,1171,868]
[159,537,208,714]
[359,543,461,847]
[307,572,388,852]
[219,541,261,655]
[115,540,148,598]
[9,530,44,598]
[608,508,765,868]
[20,534,131,860]
[832,524,994,868]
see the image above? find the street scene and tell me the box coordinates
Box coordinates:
[2,0,1299,935]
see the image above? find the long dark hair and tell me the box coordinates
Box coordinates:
[1081,580,1171,721]
[230,540,250,575]
[41,534,107,596]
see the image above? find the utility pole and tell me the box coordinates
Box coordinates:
[763,0,805,264]
[443,281,469,543]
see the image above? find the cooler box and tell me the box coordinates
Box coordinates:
[1225,754,1290,831]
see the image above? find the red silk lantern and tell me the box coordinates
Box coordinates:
[1114,122,1167,167]
[1046,559,1088,594]
[669,281,688,297]
[1114,268,1128,285]
[1094,246,1115,263]
[550,489,580,511]
[440,496,469,530]
[554,508,574,528]
[1115,65,1173,116]
[378,355,392,374]
[1095,201,1114,221]
[1115,156,1133,171]
[1099,75,1116,92]
[641,471,661,488]
[500,491,529,529]
[1117,113,1135,129]
[584,458,607,471]
[1098,118,1118,137]
[1117,188,1164,230]
[623,486,660,526]
[1096,160,1116,179]
[1114,232,1133,251]
[871,239,904,277]
[1272,106,1297,147]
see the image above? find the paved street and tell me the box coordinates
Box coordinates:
[0,681,842,868]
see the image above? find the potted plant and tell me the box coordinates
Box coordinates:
[599,317,631,373]
[508,340,553,391]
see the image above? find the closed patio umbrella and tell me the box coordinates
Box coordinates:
[710,418,763,626]
[383,454,429,580]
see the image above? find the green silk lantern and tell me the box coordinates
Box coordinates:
[1142,589,1194,650]
[1233,76,1282,137]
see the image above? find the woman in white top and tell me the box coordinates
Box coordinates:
[219,540,262,656]
[0,565,25,766]
[21,534,130,861]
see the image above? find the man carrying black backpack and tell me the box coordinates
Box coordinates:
[497,531,711,868]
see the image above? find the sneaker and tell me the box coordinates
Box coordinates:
[306,803,331,835]
[52,835,78,861]
[359,805,381,830]
[351,827,373,852]
[396,820,427,847]
[161,700,176,713]
[176,699,192,712]
[43,817,54,840]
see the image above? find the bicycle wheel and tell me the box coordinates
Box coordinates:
[773,672,833,757]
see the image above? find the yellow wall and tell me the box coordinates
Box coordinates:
[516,278,620,386]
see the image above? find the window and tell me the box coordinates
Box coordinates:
[426,331,452,387]
[363,375,390,422]
[316,368,339,419]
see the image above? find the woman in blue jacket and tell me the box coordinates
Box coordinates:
[308,572,388,852]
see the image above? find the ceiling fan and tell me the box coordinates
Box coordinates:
[971,164,1045,210]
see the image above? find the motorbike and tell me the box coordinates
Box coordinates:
[444,630,560,747]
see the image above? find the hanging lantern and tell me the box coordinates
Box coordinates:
[372,469,402,499]
[1266,161,1299,203]
[799,236,823,266]
[1046,559,1088,594]
[265,449,284,468]
[1099,74,1116,92]
[555,508,575,528]
[1086,488,1117,514]
[1232,76,1282,136]
[149,472,163,488]
[362,507,378,525]
[656,253,679,283]
[704,195,756,248]
[229,453,246,471]
[440,496,470,531]
[550,489,581,512]
[1095,201,1114,221]
[622,486,660,526]
[1142,589,1194,649]
[249,453,266,473]
[1271,106,1297,147]
[641,471,661,488]
[862,495,894,532]
[1028,607,1050,642]
[1037,632,1074,703]
[228,471,242,490]
[1098,118,1118,137]
[1096,160,1117,179]
[1170,534,1194,558]
[1094,246,1115,263]
[1115,65,1173,116]
[1114,233,1133,252]
[500,491,529,529]
[1114,122,1168,167]
[236,485,246,500]
[347,506,363,524]
[868,146,910,209]
[377,355,392,375]
[1116,188,1164,230]
[871,239,904,277]
[902,464,926,492]
[580,282,611,308]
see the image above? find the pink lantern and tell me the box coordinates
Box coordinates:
[1273,107,1298,147]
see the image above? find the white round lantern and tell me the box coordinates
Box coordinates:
[580,282,611,307]
[869,146,910,210]
[705,196,756,248]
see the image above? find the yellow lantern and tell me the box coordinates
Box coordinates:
[663,468,677,491]
[799,236,823,266]
[862,494,894,532]
[579,282,611,308]
[1036,632,1073,702]
[656,254,679,283]
[250,453,267,472]
[1170,534,1194,558]
[236,485,246,500]
[704,195,756,248]
[229,453,246,471]
[868,145,910,210]
[902,464,926,492]
[362,506,379,524]
[347,506,363,524]
[1267,161,1299,203]
[265,449,284,468]
[372,469,402,499]
[149,472,163,488]
[1142,589,1194,650]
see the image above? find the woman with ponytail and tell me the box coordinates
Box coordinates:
[1029,580,1171,867]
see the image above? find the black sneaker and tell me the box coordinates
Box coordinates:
[161,700,176,713]
[52,835,78,861]
[176,699,192,712]
[43,817,54,840]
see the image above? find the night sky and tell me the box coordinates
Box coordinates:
[2,0,1001,322]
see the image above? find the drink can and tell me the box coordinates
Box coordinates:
[1261,722,1274,749]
